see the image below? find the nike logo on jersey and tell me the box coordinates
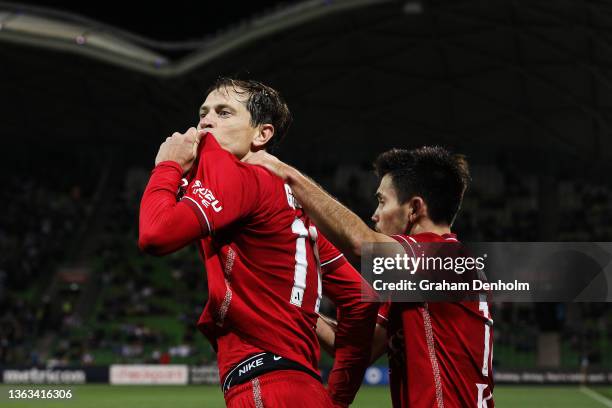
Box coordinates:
[238,357,264,376]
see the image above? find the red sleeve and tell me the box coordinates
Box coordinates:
[138,161,203,255]
[180,133,260,235]
[317,232,347,272]
[322,256,378,408]
[377,302,390,327]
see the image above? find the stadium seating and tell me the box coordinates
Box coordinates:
[2,160,611,370]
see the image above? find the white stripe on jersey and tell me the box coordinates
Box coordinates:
[392,235,417,258]
[182,196,212,234]
[422,304,445,408]
[320,253,343,267]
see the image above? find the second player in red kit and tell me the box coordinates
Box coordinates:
[377,232,494,407]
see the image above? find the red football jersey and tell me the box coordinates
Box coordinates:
[377,232,494,408]
[139,133,377,406]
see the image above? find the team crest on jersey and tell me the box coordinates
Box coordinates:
[191,180,223,212]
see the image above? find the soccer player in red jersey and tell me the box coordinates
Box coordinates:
[246,146,495,407]
[138,78,378,407]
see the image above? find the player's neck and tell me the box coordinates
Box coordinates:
[240,149,264,162]
[408,220,451,236]
[240,151,253,162]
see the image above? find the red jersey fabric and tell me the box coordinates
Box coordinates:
[139,133,377,406]
[225,370,334,408]
[377,232,494,408]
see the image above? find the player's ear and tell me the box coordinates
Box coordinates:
[252,124,275,149]
[406,196,427,222]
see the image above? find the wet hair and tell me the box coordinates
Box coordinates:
[373,146,470,226]
[206,77,292,151]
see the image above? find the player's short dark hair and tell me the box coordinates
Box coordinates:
[373,146,470,226]
[206,77,292,152]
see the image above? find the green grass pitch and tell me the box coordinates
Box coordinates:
[2,385,612,407]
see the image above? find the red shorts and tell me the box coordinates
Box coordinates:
[224,370,334,408]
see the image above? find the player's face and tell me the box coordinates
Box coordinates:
[197,87,260,159]
[371,174,411,235]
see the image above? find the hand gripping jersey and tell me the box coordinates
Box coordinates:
[139,133,377,406]
[377,232,494,408]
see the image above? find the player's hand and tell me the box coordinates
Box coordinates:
[244,150,289,180]
[155,127,202,174]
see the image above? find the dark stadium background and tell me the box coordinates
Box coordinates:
[1,0,612,406]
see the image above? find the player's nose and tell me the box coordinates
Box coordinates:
[198,114,215,129]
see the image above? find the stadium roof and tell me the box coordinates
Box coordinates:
[2,0,612,172]
[0,0,393,75]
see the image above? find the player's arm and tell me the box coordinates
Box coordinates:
[370,323,388,363]
[138,128,205,256]
[317,314,388,364]
[245,152,395,258]
[322,259,378,407]
[317,314,338,356]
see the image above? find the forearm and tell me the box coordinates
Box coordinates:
[284,167,378,258]
[138,161,202,255]
[318,317,387,364]
[316,315,338,357]
[322,261,379,406]
[327,299,378,407]
[370,324,388,364]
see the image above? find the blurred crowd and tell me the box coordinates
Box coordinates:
[0,172,89,365]
[47,169,214,366]
[1,161,611,369]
